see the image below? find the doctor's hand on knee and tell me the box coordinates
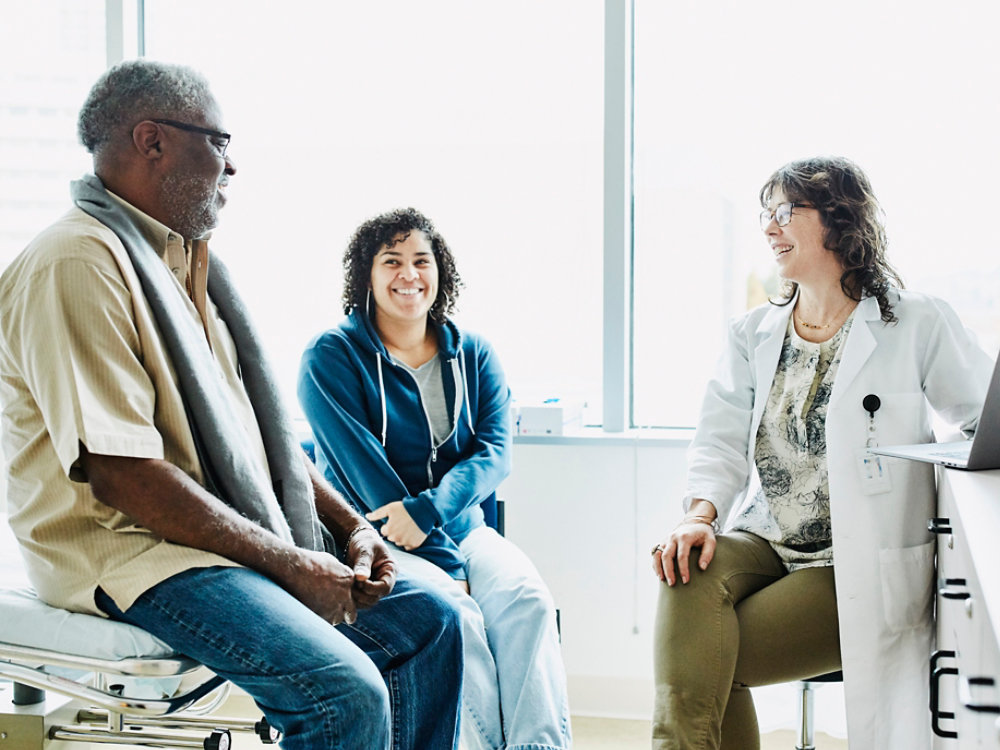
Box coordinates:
[651,500,719,586]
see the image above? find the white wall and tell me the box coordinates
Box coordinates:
[500,436,687,718]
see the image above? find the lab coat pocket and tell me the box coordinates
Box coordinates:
[878,540,934,632]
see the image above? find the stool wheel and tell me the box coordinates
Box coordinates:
[204,728,231,750]
[255,717,281,744]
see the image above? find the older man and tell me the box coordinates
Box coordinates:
[0,59,462,750]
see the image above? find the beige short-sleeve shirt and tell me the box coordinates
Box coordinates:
[0,191,270,615]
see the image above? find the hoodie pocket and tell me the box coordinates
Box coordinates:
[878,540,935,632]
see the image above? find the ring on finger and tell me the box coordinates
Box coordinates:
[650,543,665,556]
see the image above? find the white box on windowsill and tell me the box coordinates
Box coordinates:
[516,401,584,436]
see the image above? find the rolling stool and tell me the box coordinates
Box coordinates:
[795,671,843,750]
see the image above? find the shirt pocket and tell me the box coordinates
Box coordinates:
[878,540,935,632]
[872,392,929,447]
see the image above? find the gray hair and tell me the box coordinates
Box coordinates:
[78,59,215,155]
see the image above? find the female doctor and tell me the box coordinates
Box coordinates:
[650,156,993,749]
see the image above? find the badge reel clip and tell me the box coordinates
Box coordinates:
[857,394,892,494]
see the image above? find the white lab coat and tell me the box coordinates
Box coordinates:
[685,290,994,749]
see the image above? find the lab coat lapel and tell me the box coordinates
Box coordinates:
[752,302,792,429]
[829,296,881,407]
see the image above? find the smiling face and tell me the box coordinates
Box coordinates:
[762,188,841,286]
[156,98,236,239]
[369,230,439,328]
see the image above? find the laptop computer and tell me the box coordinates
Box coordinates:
[869,351,1000,471]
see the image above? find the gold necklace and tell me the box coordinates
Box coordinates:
[797,317,831,330]
[796,299,855,330]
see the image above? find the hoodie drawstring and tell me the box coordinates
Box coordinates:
[376,353,388,446]
[457,353,476,436]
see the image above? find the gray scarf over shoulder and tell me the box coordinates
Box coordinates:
[72,174,323,551]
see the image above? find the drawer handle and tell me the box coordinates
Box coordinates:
[928,517,953,534]
[940,579,971,600]
[930,650,958,739]
[960,676,1000,714]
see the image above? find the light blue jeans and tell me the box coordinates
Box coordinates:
[394,525,571,750]
[96,566,463,750]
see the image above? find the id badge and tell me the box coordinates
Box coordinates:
[856,448,892,495]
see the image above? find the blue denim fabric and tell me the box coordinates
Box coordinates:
[394,526,571,750]
[96,566,462,750]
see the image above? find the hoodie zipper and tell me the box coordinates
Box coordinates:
[391,359,447,488]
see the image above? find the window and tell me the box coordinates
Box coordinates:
[0,1,106,266]
[632,0,1000,427]
[13,2,997,432]
[143,0,605,419]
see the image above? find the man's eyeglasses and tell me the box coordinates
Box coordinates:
[759,202,813,231]
[151,119,231,157]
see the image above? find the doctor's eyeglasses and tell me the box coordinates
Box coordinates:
[759,202,813,231]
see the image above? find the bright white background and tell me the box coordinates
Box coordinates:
[633,0,1000,426]
[143,0,605,420]
[2,1,999,429]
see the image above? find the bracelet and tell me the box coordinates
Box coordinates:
[682,514,721,533]
[344,524,378,548]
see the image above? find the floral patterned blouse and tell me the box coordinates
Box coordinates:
[729,311,855,571]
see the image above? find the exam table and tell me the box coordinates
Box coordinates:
[0,515,278,748]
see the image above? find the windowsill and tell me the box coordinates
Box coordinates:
[295,419,694,449]
[513,425,694,447]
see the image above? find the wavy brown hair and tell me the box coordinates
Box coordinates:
[760,156,904,323]
[342,208,462,324]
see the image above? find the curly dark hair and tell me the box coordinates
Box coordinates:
[342,208,462,324]
[760,156,904,323]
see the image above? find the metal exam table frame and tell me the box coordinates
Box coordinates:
[0,520,277,748]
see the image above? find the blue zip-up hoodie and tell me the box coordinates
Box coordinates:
[297,307,512,577]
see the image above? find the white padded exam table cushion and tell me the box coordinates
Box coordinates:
[1,515,176,660]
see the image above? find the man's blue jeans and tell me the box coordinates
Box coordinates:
[96,566,463,750]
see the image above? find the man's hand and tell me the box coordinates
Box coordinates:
[366,501,428,551]
[280,548,360,625]
[80,449,363,624]
[344,526,397,609]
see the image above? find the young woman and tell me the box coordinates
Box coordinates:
[298,208,570,750]
[650,157,994,749]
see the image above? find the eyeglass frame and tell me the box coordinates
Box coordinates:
[759,202,814,231]
[150,118,231,157]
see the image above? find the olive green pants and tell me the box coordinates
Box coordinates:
[652,532,842,750]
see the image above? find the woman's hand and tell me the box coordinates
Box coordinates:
[366,501,429,550]
[652,501,719,586]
